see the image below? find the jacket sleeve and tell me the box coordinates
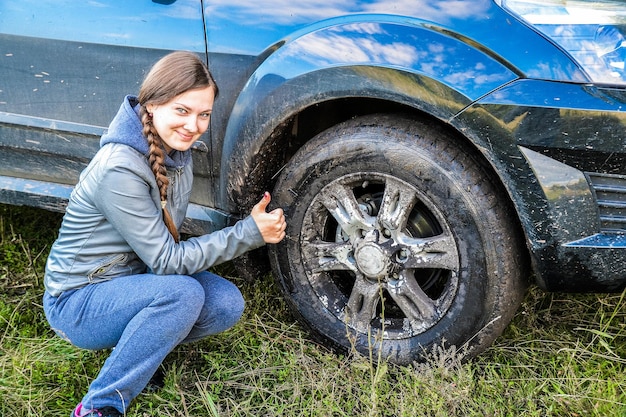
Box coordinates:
[92,158,265,275]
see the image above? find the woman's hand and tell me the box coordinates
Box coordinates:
[250,192,286,244]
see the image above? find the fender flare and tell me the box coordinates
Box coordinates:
[218,15,521,212]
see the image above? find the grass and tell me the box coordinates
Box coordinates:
[1,203,625,416]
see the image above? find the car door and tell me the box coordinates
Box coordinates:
[0,0,208,207]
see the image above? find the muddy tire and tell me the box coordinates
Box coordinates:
[269,114,527,365]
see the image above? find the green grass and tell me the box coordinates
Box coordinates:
[1,203,625,416]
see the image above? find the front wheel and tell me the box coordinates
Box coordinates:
[269,114,527,365]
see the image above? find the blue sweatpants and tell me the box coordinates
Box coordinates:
[43,271,244,413]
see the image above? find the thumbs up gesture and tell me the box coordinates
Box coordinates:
[251,192,286,244]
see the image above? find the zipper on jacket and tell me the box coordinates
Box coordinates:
[87,253,129,281]
[168,166,184,183]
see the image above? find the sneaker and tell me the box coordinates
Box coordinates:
[72,403,123,417]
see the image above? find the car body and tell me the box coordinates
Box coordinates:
[1,0,625,364]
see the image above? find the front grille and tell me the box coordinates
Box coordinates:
[586,172,626,233]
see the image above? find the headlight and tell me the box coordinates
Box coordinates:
[499,0,626,85]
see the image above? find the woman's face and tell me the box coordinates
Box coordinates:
[147,86,215,153]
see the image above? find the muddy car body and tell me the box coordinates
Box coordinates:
[1,0,625,364]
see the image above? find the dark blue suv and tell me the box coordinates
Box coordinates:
[1,0,625,364]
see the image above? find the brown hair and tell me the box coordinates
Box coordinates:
[138,51,218,243]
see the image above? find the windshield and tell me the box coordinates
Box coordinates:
[499,0,626,85]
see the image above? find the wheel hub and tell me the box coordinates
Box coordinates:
[354,242,389,278]
[353,229,398,280]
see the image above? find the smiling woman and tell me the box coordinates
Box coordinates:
[147,87,215,153]
[40,51,286,417]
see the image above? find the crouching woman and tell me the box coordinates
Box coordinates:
[42,51,286,417]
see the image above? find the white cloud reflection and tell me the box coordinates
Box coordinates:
[205,0,490,26]
[364,0,489,20]
[287,24,419,67]
[265,14,514,99]
[204,0,350,26]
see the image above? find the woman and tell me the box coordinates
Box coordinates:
[43,51,286,417]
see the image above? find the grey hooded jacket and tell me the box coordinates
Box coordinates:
[44,96,264,297]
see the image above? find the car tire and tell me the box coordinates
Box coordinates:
[269,114,528,365]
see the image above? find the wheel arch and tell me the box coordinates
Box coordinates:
[220,70,472,213]
[218,15,523,213]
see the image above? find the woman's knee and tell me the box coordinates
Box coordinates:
[156,275,206,315]
[193,273,245,334]
[218,286,245,325]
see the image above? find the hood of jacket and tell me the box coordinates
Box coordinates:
[100,95,191,169]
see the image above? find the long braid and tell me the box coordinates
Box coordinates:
[141,107,180,243]
[137,51,218,242]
